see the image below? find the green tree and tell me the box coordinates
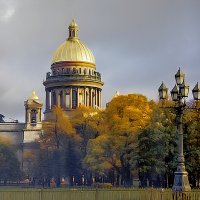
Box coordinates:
[136,103,177,187]
[0,140,22,183]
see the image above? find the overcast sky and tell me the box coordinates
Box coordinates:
[0,0,199,121]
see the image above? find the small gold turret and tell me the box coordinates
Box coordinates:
[24,90,43,128]
[68,19,79,40]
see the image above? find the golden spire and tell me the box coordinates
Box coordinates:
[68,19,79,40]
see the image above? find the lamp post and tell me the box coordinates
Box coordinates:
[158,68,200,199]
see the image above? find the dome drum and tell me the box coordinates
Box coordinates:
[51,65,97,77]
[44,73,103,86]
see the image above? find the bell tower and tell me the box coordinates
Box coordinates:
[23,90,43,143]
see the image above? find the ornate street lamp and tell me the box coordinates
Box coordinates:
[179,80,189,98]
[192,82,200,101]
[158,81,168,99]
[171,84,179,101]
[175,67,185,85]
[158,68,199,200]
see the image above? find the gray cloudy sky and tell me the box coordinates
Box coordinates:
[0,0,200,121]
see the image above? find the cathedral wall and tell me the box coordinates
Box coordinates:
[0,123,25,145]
[23,129,41,143]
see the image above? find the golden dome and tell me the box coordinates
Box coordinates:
[52,19,95,65]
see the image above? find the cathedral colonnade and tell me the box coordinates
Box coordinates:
[45,87,102,110]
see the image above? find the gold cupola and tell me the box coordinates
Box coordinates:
[52,19,95,66]
[27,90,42,104]
[28,90,39,100]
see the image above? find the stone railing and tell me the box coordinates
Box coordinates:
[45,72,102,83]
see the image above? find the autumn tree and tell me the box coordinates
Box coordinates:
[71,106,105,185]
[36,106,80,187]
[84,94,153,186]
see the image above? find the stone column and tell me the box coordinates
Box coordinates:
[90,88,92,107]
[95,89,98,107]
[84,87,86,106]
[77,87,79,107]
[92,89,95,107]
[27,109,31,123]
[56,90,59,106]
[86,89,88,106]
[36,109,40,123]
[99,89,102,108]
[97,89,100,107]
[51,91,54,108]
[70,87,72,109]
[39,108,42,122]
[63,89,66,109]
[25,108,27,123]
[46,90,50,110]
[83,87,85,106]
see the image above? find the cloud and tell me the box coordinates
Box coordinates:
[0,1,15,22]
[0,0,200,121]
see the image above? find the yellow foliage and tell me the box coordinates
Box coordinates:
[105,94,153,136]
[84,94,154,175]
[41,106,80,149]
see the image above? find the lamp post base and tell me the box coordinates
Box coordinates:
[172,170,191,200]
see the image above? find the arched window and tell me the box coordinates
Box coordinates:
[30,109,37,124]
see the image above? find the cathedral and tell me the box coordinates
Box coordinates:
[0,19,103,171]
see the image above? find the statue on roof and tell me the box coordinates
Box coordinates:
[0,114,5,123]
